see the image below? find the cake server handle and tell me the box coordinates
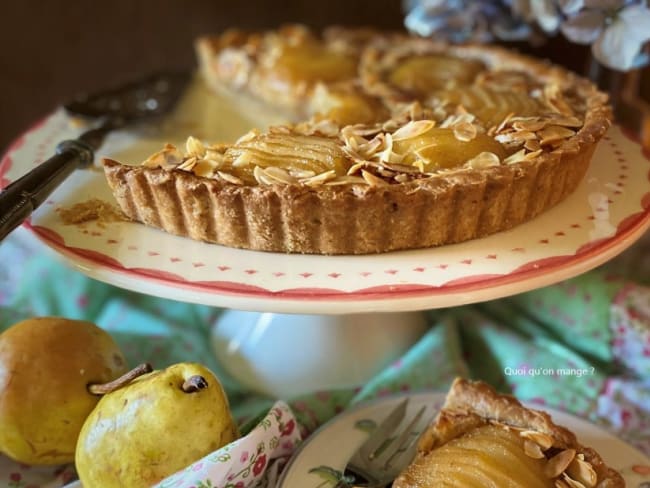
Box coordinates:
[0,124,111,241]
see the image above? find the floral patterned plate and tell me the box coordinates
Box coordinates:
[1,75,649,313]
[277,392,650,488]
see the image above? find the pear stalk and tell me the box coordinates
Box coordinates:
[88,363,153,395]
[182,375,208,392]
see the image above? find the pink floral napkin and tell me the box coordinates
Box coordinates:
[154,401,301,488]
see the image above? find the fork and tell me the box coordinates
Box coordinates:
[342,399,428,488]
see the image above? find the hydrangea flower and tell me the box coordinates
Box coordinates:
[403,0,650,71]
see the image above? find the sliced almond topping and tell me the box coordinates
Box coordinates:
[361,169,388,186]
[301,170,336,186]
[467,151,500,169]
[177,156,197,172]
[512,118,547,132]
[524,139,542,152]
[192,159,219,178]
[566,458,597,487]
[216,171,244,185]
[561,473,587,488]
[185,136,206,158]
[504,149,527,165]
[549,115,583,128]
[545,449,576,479]
[453,121,478,142]
[520,430,554,450]
[142,144,183,169]
[523,149,543,161]
[539,125,575,146]
[262,166,298,185]
[391,120,435,141]
[524,440,546,459]
[235,129,259,145]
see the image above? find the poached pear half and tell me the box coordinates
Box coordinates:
[0,317,128,465]
[75,362,239,488]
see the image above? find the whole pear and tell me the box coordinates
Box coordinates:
[0,317,128,465]
[75,362,239,488]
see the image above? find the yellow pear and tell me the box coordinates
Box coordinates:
[0,317,128,465]
[75,362,239,488]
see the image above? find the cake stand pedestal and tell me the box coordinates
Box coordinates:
[211,310,429,398]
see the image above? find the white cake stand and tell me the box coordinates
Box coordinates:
[3,79,649,397]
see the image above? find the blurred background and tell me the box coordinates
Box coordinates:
[1,0,648,153]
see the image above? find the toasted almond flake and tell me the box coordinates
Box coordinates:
[177,157,197,172]
[453,121,478,142]
[192,159,219,178]
[523,149,543,161]
[217,171,244,185]
[525,139,542,152]
[524,440,546,459]
[205,149,225,162]
[467,151,500,168]
[301,170,336,186]
[566,458,597,487]
[288,168,316,179]
[347,162,366,175]
[512,118,546,132]
[520,430,554,450]
[235,129,259,145]
[357,136,384,158]
[504,149,527,165]
[185,136,206,158]
[263,166,298,184]
[253,166,274,185]
[544,84,574,116]
[394,174,410,183]
[391,120,435,141]
[539,125,575,145]
[561,474,587,488]
[232,151,254,167]
[549,115,583,128]
[382,162,422,174]
[142,144,183,169]
[494,112,516,134]
[361,169,388,186]
[545,449,576,478]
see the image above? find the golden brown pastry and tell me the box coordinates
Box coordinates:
[393,378,625,488]
[104,25,611,255]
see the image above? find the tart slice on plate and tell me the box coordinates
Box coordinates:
[394,378,624,488]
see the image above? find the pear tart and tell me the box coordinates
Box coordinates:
[103,26,611,255]
[394,378,624,488]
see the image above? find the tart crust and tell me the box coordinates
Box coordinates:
[393,378,625,488]
[103,26,611,255]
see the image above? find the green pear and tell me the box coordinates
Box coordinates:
[0,317,128,465]
[75,362,239,488]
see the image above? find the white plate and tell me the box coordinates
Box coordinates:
[277,392,650,488]
[1,77,649,313]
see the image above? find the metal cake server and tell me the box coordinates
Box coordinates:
[0,70,189,241]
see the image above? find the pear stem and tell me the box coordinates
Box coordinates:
[88,363,153,396]
[182,375,208,392]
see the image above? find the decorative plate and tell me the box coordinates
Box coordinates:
[277,392,650,488]
[1,77,649,313]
